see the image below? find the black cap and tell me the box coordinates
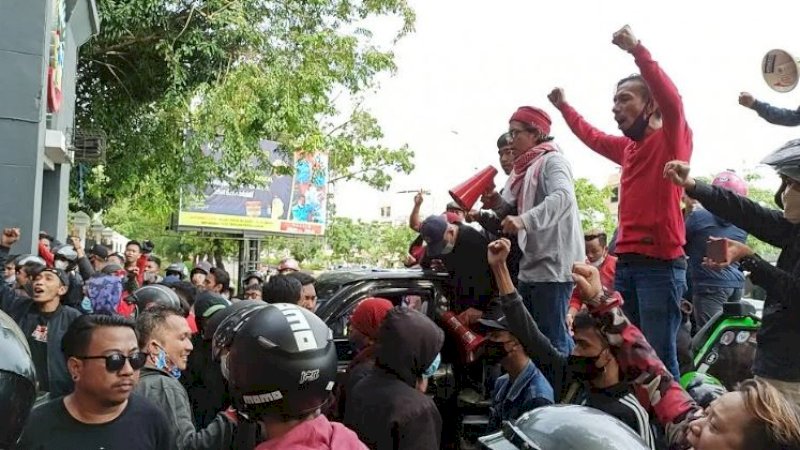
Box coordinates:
[88,244,109,260]
[477,306,509,333]
[39,268,69,287]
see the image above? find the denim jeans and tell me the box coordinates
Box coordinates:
[693,286,743,329]
[518,281,574,356]
[615,260,687,379]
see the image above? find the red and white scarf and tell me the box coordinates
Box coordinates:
[505,142,559,211]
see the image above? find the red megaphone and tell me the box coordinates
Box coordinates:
[440,311,485,364]
[448,166,498,211]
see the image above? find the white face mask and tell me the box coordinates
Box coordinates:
[4,275,15,285]
[782,187,800,224]
[54,260,69,270]
[440,240,454,255]
[589,256,605,268]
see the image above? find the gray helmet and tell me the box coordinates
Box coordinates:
[0,310,36,448]
[479,405,650,450]
[165,262,187,279]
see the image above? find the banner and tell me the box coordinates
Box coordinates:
[177,141,328,236]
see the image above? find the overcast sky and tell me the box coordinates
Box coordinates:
[334,0,800,221]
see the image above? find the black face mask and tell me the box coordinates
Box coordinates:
[567,353,606,381]
[622,108,651,141]
[483,340,510,365]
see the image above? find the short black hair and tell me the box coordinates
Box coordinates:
[496,132,512,149]
[244,283,262,293]
[584,231,608,248]
[126,240,142,251]
[62,314,137,358]
[287,271,315,287]
[262,274,302,304]
[147,254,162,267]
[210,267,230,291]
[572,311,607,346]
[135,305,183,348]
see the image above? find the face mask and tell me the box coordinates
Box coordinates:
[782,187,800,224]
[567,352,607,381]
[483,340,511,365]
[622,108,651,141]
[54,260,69,270]
[440,240,454,255]
[423,353,441,378]
[155,344,182,379]
[80,297,93,313]
[589,256,605,268]
[4,275,15,286]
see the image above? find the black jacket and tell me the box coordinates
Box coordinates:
[0,246,80,397]
[181,335,230,429]
[344,308,444,450]
[689,180,800,381]
[500,292,656,447]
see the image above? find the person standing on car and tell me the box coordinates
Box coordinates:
[345,307,444,450]
[665,145,800,404]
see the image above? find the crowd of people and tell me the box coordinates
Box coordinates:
[2,24,800,450]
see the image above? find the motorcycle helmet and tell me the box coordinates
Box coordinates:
[682,373,727,408]
[761,139,800,208]
[127,284,181,318]
[211,300,269,360]
[225,303,337,420]
[53,244,79,271]
[479,405,650,450]
[712,170,748,197]
[165,262,187,280]
[0,310,37,449]
[14,254,46,270]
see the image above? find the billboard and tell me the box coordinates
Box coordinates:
[177,140,328,236]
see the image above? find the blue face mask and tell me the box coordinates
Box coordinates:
[155,345,182,379]
[423,353,441,378]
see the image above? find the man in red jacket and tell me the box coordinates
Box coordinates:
[548,25,692,378]
[567,230,617,333]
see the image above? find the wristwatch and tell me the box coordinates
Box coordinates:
[588,288,615,308]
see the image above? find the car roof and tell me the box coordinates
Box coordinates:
[315,268,448,285]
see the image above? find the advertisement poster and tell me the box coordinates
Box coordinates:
[177,140,328,236]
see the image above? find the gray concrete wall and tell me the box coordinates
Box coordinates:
[0,0,52,253]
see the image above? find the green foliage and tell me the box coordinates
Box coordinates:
[742,172,781,261]
[574,178,616,234]
[73,0,416,215]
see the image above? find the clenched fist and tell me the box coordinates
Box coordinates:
[612,25,640,53]
[548,88,566,108]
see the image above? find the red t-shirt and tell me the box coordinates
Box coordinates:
[558,43,693,261]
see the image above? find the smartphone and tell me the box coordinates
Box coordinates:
[706,239,728,263]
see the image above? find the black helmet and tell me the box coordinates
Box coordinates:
[211,300,269,360]
[226,303,337,420]
[0,310,37,448]
[479,405,650,450]
[165,262,187,279]
[127,284,181,318]
[243,270,264,285]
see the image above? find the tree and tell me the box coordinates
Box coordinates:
[72,0,416,217]
[742,173,781,261]
[574,178,616,234]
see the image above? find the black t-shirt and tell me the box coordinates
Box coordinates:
[28,311,53,390]
[439,224,495,311]
[18,394,172,450]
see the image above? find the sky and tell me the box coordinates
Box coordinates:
[333,0,800,221]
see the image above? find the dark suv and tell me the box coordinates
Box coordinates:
[315,268,491,448]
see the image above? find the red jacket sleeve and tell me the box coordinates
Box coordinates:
[631,43,692,161]
[558,102,629,165]
[38,242,54,267]
[586,291,699,437]
[136,254,147,286]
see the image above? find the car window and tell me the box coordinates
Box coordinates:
[331,291,433,339]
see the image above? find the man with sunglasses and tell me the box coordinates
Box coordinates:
[134,305,236,449]
[0,228,81,399]
[18,314,172,449]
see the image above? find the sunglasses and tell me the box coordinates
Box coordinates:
[76,351,148,372]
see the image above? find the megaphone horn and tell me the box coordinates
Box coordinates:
[762,49,800,93]
[448,166,498,211]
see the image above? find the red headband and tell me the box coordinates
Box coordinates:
[510,106,551,135]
